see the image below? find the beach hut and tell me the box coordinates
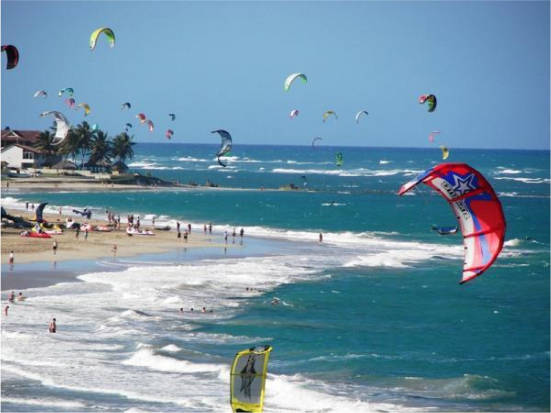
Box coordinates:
[52,159,77,171]
[111,160,128,174]
[85,159,112,173]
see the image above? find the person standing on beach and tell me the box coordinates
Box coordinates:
[52,240,58,255]
[183,231,188,242]
[25,202,29,211]
[177,222,181,233]
[49,318,56,333]
[84,228,88,240]
[9,250,14,265]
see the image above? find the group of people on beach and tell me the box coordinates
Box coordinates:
[224,228,245,244]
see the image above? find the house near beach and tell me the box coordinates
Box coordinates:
[1,144,49,169]
[1,129,41,148]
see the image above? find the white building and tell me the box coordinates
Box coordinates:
[1,144,45,169]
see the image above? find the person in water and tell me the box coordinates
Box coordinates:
[8,291,15,302]
[319,233,323,242]
[8,251,14,265]
[17,292,25,301]
[49,318,56,333]
[4,305,9,316]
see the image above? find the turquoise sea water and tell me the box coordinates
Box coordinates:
[2,144,549,412]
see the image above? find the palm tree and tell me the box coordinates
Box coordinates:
[67,121,95,169]
[35,129,59,167]
[59,128,80,165]
[112,132,135,164]
[88,130,112,166]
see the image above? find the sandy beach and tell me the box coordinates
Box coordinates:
[1,208,228,265]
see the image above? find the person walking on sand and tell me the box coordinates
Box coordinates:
[4,305,9,316]
[52,240,58,255]
[49,318,56,333]
[9,250,14,265]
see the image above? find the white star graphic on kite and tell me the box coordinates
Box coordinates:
[451,173,477,196]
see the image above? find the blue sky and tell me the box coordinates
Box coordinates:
[2,1,549,149]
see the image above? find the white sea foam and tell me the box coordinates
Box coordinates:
[272,167,422,177]
[495,167,522,175]
[161,344,182,352]
[177,156,208,162]
[123,346,223,374]
[1,397,87,409]
[494,177,550,184]
[504,238,522,247]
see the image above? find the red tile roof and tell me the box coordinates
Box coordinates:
[1,130,41,146]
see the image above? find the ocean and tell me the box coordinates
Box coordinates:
[2,144,549,412]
